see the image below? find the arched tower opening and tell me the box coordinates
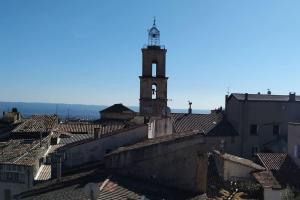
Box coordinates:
[152,84,157,99]
[152,61,157,77]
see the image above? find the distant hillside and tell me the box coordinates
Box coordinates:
[0,102,209,120]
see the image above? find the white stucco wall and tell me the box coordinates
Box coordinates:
[223,160,254,181]
[148,117,172,139]
[264,188,282,200]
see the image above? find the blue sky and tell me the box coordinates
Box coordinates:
[1,0,300,109]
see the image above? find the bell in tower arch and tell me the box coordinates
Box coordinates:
[148,18,160,46]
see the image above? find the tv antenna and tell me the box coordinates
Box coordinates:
[226,87,230,95]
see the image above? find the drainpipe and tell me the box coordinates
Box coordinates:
[56,156,61,182]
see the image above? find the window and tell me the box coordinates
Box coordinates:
[250,124,258,135]
[273,125,280,135]
[152,62,157,77]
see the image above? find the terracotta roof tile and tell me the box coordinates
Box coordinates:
[35,164,51,181]
[108,114,238,155]
[252,170,281,189]
[171,112,238,136]
[12,115,58,134]
[55,122,125,135]
[0,137,50,166]
[17,167,199,200]
[256,153,288,170]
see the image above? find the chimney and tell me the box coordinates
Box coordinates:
[225,95,229,113]
[220,139,225,154]
[244,93,248,101]
[94,128,100,139]
[289,92,296,102]
[267,89,271,95]
[188,101,192,114]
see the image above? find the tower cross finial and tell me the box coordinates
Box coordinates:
[153,16,156,26]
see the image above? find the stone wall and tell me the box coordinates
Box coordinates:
[56,126,148,170]
[105,134,219,193]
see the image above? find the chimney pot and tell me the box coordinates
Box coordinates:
[289,92,296,102]
[94,128,100,139]
[188,101,192,114]
[245,93,248,101]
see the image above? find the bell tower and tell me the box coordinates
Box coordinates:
[139,19,168,117]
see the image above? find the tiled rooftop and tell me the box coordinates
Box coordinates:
[100,103,135,113]
[252,170,281,189]
[171,112,238,136]
[59,133,93,145]
[54,121,125,135]
[256,153,300,189]
[108,113,237,156]
[0,137,49,166]
[18,166,201,200]
[35,164,51,181]
[12,115,58,134]
[57,124,146,151]
[256,153,288,170]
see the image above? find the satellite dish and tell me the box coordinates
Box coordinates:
[83,183,100,200]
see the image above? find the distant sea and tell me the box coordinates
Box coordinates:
[0,102,210,120]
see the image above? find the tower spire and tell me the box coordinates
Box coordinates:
[148,18,160,46]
